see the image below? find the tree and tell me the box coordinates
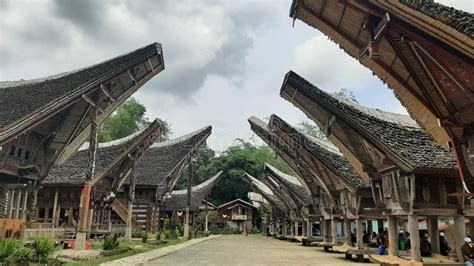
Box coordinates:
[98,98,171,142]
[183,139,293,206]
[334,88,358,103]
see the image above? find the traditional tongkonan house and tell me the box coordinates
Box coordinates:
[268,115,384,255]
[116,126,212,234]
[249,116,334,240]
[289,0,473,190]
[264,164,314,239]
[248,192,271,231]
[0,43,164,239]
[242,173,289,238]
[162,171,223,232]
[281,71,462,261]
[38,120,161,241]
[261,169,303,240]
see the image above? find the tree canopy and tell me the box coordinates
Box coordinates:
[176,139,292,206]
[98,98,171,142]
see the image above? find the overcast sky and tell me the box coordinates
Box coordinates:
[1,0,472,152]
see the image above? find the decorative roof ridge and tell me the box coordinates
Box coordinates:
[264,163,301,187]
[244,172,274,196]
[0,43,162,89]
[151,125,211,149]
[171,170,223,195]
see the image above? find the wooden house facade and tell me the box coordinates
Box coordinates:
[39,120,161,237]
[289,0,473,186]
[281,71,462,261]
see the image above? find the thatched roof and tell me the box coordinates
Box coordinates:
[132,126,212,188]
[44,120,161,186]
[281,71,457,173]
[163,171,223,212]
[242,172,288,213]
[268,114,369,191]
[264,163,312,206]
[0,43,164,142]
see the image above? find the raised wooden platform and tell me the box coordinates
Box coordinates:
[301,236,324,246]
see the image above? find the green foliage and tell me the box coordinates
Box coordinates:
[98,98,171,142]
[162,230,172,240]
[142,232,149,243]
[189,228,195,239]
[176,145,216,189]
[199,139,291,205]
[203,230,211,237]
[0,237,56,264]
[103,234,120,250]
[249,226,260,234]
[31,237,56,264]
[0,238,22,262]
[334,88,358,103]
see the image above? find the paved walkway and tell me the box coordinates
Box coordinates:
[101,235,220,266]
[148,235,369,265]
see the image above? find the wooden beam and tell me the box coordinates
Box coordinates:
[358,13,391,59]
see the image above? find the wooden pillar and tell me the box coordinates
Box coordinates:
[52,189,59,226]
[307,220,313,238]
[183,158,192,240]
[388,215,398,256]
[21,190,28,220]
[377,219,385,233]
[454,215,466,263]
[76,106,99,250]
[367,220,373,236]
[427,216,439,254]
[302,220,306,237]
[67,207,73,226]
[8,189,15,219]
[294,221,299,237]
[331,218,337,244]
[407,214,421,262]
[125,164,136,241]
[356,218,363,248]
[344,218,352,246]
[14,189,22,219]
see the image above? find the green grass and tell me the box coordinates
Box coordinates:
[64,239,184,266]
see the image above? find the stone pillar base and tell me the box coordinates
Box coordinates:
[124,226,132,241]
[74,232,87,250]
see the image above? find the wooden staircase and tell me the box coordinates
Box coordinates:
[111,199,137,225]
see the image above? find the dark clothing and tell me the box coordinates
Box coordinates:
[439,236,449,256]
[461,244,473,262]
[420,238,432,257]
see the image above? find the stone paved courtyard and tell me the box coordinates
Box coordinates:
[147,235,369,266]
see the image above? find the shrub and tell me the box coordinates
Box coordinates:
[156,230,162,241]
[103,234,119,250]
[0,238,21,262]
[204,230,211,237]
[31,237,56,264]
[175,228,181,238]
[11,245,34,263]
[163,229,172,240]
[250,226,260,234]
[189,228,195,239]
[142,232,149,243]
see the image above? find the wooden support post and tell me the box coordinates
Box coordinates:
[388,215,398,256]
[407,214,421,262]
[367,220,373,236]
[75,105,99,250]
[294,221,299,237]
[125,164,136,241]
[454,215,466,263]
[356,218,363,248]
[8,189,15,219]
[184,158,192,240]
[21,190,28,220]
[331,218,337,244]
[344,218,352,246]
[14,189,22,219]
[68,207,73,226]
[377,219,385,233]
[44,207,50,222]
[428,216,439,254]
[52,189,59,226]
[307,220,312,238]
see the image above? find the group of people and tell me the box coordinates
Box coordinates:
[461,237,474,265]
[352,228,451,257]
